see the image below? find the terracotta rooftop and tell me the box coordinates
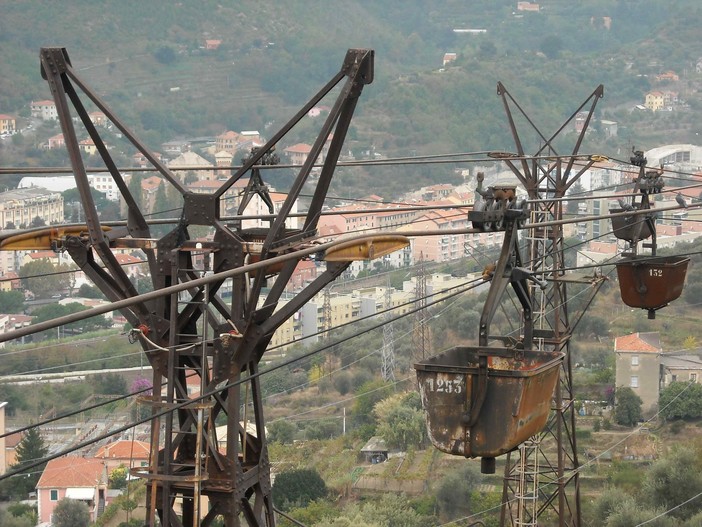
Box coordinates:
[95,439,150,460]
[614,332,661,353]
[37,456,106,488]
[283,143,312,154]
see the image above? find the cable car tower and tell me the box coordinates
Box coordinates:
[26,46,407,527]
[495,83,607,526]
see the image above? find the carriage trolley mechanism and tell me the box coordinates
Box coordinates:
[415,179,562,474]
[612,149,689,319]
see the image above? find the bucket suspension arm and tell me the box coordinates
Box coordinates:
[478,210,542,351]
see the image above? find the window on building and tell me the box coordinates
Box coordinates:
[672,374,678,382]
[630,376,639,388]
[50,489,58,501]
[631,355,639,366]
[692,373,698,383]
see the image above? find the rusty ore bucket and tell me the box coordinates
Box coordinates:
[616,255,689,311]
[414,347,562,461]
[610,209,653,242]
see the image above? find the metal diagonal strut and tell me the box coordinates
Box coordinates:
[39,46,375,527]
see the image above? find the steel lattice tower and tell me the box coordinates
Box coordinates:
[496,83,606,527]
[381,285,395,381]
[412,255,431,362]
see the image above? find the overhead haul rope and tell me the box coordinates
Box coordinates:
[0,271,485,481]
[0,275,484,441]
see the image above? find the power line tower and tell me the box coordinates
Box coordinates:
[323,286,332,341]
[495,83,606,527]
[381,284,395,381]
[35,46,382,527]
[412,255,431,362]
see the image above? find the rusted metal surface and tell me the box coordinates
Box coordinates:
[616,255,689,312]
[609,209,653,242]
[415,347,562,459]
[38,46,375,527]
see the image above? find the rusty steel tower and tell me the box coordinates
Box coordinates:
[495,83,607,527]
[26,46,408,527]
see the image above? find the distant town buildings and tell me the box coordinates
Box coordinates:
[30,99,57,120]
[18,174,122,202]
[517,2,540,12]
[442,53,457,66]
[0,187,64,229]
[0,114,16,134]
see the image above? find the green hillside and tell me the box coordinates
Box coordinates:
[1,0,701,197]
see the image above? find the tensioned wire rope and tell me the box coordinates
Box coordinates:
[7,193,694,295]
[5,152,697,288]
[0,272,486,441]
[4,224,697,520]
[432,287,701,527]
[3,203,691,408]
[0,208,632,478]
[1,274,483,382]
[0,266,487,462]
[263,209,666,409]
[0,263,489,481]
[2,191,700,434]
[2,158,700,466]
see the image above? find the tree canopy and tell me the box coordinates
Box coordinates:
[659,381,702,421]
[1,428,49,500]
[375,392,427,451]
[640,446,702,521]
[614,387,643,427]
[272,468,328,512]
[0,290,25,314]
[52,498,90,527]
[19,259,75,299]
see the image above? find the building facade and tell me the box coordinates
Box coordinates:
[614,332,662,416]
[0,188,64,229]
[30,100,58,120]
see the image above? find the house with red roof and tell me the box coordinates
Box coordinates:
[88,111,107,126]
[286,259,318,291]
[614,332,662,416]
[36,456,108,524]
[442,53,457,66]
[283,143,313,166]
[46,133,65,150]
[94,439,150,474]
[79,137,98,156]
[30,100,57,120]
[215,130,241,154]
[3,430,22,472]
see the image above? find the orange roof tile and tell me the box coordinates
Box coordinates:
[141,175,163,191]
[37,456,106,488]
[614,332,661,353]
[217,130,240,140]
[284,143,312,153]
[29,251,57,260]
[113,253,142,265]
[94,439,150,460]
[4,431,22,448]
